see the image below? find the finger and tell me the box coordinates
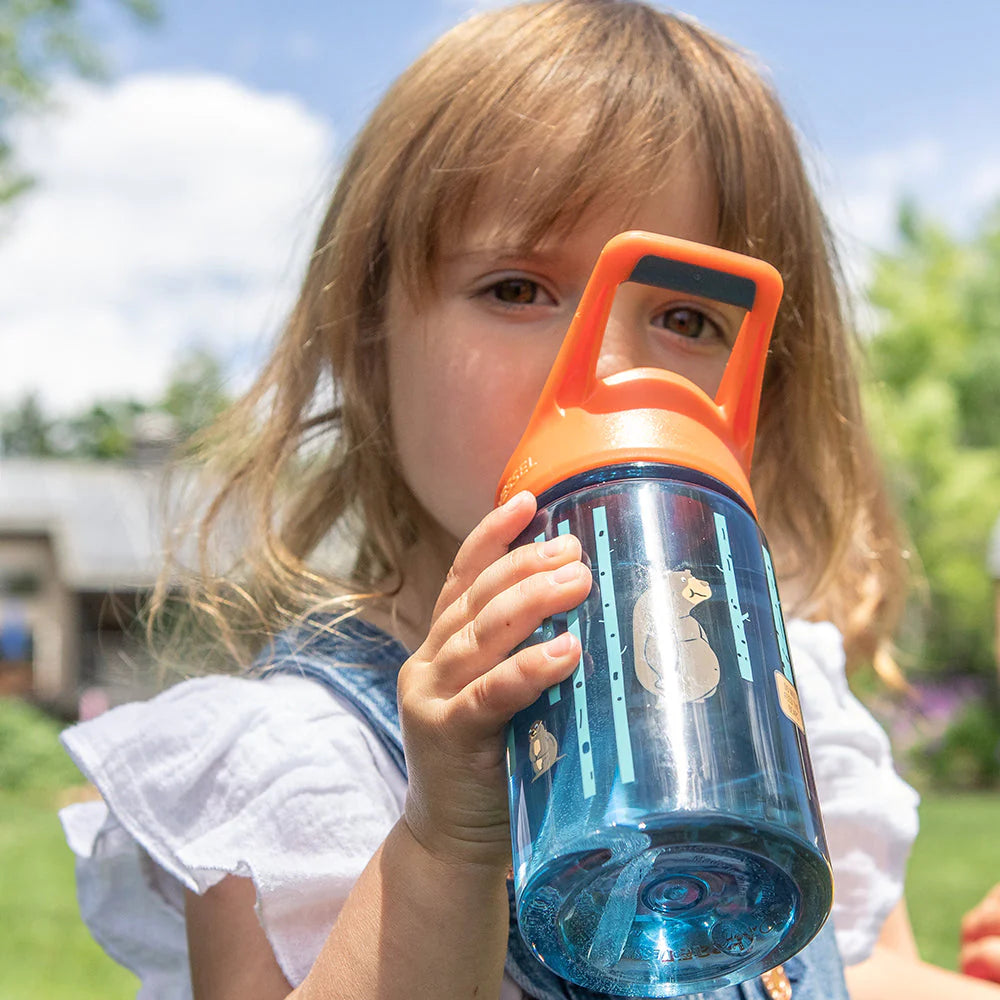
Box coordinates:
[962,897,1000,942]
[445,630,583,735]
[430,491,537,624]
[960,937,1000,984]
[430,531,583,656]
[435,559,591,691]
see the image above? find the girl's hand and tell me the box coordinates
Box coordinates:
[961,884,1000,983]
[398,490,591,872]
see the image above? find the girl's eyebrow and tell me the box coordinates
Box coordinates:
[440,244,568,268]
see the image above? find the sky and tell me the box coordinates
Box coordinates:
[2,0,998,413]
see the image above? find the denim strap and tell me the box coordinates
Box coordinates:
[257,616,409,777]
[257,615,844,1000]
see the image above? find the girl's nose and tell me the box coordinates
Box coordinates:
[593,300,647,381]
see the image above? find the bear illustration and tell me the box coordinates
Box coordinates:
[632,568,721,702]
[528,720,565,780]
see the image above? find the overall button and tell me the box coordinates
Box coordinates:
[760,965,792,1000]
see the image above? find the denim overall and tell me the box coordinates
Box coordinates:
[259,616,849,1000]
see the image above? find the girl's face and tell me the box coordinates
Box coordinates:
[386,158,742,551]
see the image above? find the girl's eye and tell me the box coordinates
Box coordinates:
[653,306,724,342]
[487,278,551,306]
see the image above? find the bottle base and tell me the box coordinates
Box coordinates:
[516,816,831,996]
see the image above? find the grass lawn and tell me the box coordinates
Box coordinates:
[905,791,1000,971]
[0,788,138,1000]
[1,783,997,995]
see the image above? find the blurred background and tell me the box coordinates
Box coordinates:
[1,1,999,996]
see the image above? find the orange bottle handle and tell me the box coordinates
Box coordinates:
[538,231,783,473]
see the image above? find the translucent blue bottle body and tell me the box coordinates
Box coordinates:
[505,463,832,996]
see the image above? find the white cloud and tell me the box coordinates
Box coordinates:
[439,0,505,12]
[830,139,943,249]
[810,136,1000,327]
[0,73,335,414]
[970,161,1000,209]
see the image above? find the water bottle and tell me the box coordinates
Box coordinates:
[497,232,833,996]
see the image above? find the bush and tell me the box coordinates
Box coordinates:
[0,698,82,792]
[918,699,1000,790]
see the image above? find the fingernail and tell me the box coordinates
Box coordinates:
[552,562,582,584]
[503,490,533,513]
[544,632,574,657]
[539,536,568,558]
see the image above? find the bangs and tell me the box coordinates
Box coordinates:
[374,1,779,301]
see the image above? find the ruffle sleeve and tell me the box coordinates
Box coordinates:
[59,673,407,994]
[787,620,920,966]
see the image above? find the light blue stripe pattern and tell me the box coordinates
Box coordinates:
[713,511,754,682]
[591,505,634,784]
[506,723,517,776]
[558,519,595,799]
[761,545,794,682]
[536,530,561,705]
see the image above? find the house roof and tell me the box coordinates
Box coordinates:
[0,458,170,590]
[0,457,357,593]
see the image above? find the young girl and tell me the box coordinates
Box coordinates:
[60,2,985,997]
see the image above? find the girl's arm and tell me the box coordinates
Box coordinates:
[185,822,509,1000]
[962,884,1000,984]
[186,878,294,1000]
[845,899,1000,1000]
[295,823,509,999]
[186,492,591,1000]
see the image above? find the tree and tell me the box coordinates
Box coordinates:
[160,347,229,445]
[63,398,148,459]
[0,393,54,456]
[0,0,158,205]
[0,347,231,460]
[866,202,1000,676]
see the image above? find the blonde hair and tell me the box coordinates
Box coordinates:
[152,0,906,677]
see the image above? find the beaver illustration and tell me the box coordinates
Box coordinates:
[528,720,565,781]
[632,568,721,702]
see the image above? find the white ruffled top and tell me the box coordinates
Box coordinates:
[60,620,919,998]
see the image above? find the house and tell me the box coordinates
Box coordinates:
[0,457,170,716]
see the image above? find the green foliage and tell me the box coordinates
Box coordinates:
[159,346,230,444]
[867,203,1000,675]
[0,0,159,205]
[64,397,148,459]
[1,346,231,460]
[0,698,81,792]
[0,392,54,456]
[919,700,1000,791]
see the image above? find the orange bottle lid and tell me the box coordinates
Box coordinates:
[495,232,783,515]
